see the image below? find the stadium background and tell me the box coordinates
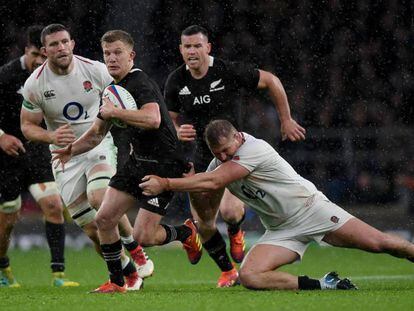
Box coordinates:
[1,0,413,249]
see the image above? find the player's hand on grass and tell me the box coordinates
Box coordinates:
[280,118,306,142]
[177,124,196,141]
[139,175,169,196]
[51,124,76,147]
[51,143,73,172]
[99,97,118,120]
[0,133,26,157]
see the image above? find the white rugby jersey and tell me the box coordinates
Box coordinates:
[22,55,112,150]
[207,133,322,230]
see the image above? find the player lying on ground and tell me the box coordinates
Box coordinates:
[139,119,414,290]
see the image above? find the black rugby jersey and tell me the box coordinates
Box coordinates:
[0,57,31,142]
[98,68,181,165]
[164,56,259,159]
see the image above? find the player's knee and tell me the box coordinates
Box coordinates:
[87,196,103,210]
[95,211,117,232]
[69,201,97,228]
[363,234,391,253]
[219,206,241,223]
[238,269,259,289]
[39,198,64,222]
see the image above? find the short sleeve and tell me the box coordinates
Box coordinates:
[206,158,221,172]
[21,74,43,113]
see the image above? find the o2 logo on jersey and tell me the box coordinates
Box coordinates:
[63,102,90,121]
[241,184,266,200]
[193,95,210,105]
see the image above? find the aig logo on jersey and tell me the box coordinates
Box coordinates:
[193,95,210,105]
[44,90,56,99]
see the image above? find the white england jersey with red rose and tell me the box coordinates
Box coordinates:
[22,55,113,150]
[207,133,353,231]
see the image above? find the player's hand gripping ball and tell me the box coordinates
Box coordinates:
[102,85,137,128]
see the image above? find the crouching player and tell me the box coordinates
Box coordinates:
[139,119,414,290]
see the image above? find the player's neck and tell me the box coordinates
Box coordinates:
[189,63,209,79]
[48,61,74,76]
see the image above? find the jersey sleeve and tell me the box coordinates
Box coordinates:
[231,137,270,172]
[21,74,43,113]
[132,74,159,107]
[164,71,181,113]
[225,60,260,91]
[206,158,221,172]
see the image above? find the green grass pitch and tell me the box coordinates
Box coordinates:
[1,244,413,311]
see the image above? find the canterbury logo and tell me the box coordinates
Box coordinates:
[44,90,56,98]
[210,79,224,92]
[179,86,191,95]
[147,198,159,207]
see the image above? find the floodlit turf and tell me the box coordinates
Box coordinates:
[1,244,413,311]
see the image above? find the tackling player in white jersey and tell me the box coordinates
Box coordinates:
[20,24,153,289]
[140,119,414,291]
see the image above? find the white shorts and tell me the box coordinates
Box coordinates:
[255,193,354,259]
[52,135,117,206]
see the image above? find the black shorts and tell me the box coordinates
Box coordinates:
[0,143,53,203]
[109,154,190,216]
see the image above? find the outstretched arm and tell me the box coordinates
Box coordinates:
[139,160,250,195]
[258,69,306,141]
[100,98,160,129]
[52,117,110,170]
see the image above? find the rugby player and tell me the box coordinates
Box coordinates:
[140,119,414,290]
[164,25,306,287]
[52,30,202,294]
[0,25,78,287]
[20,24,152,290]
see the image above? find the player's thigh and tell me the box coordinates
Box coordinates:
[241,244,299,274]
[323,217,389,251]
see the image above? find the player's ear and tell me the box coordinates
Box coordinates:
[70,39,75,51]
[206,43,211,54]
[40,46,47,56]
[130,50,136,60]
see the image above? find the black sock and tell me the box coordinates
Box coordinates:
[160,224,192,245]
[226,212,246,235]
[0,256,10,269]
[298,276,321,290]
[101,240,124,286]
[203,230,233,272]
[45,221,65,273]
[122,260,136,276]
[123,240,139,252]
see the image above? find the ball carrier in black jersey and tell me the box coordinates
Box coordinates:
[0,25,79,287]
[164,25,306,287]
[52,30,202,294]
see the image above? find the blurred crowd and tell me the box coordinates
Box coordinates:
[1,0,413,208]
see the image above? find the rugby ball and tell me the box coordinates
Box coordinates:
[102,84,137,128]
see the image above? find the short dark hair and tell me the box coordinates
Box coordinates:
[26,25,43,49]
[101,30,134,49]
[41,24,70,46]
[204,119,237,147]
[181,25,209,39]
